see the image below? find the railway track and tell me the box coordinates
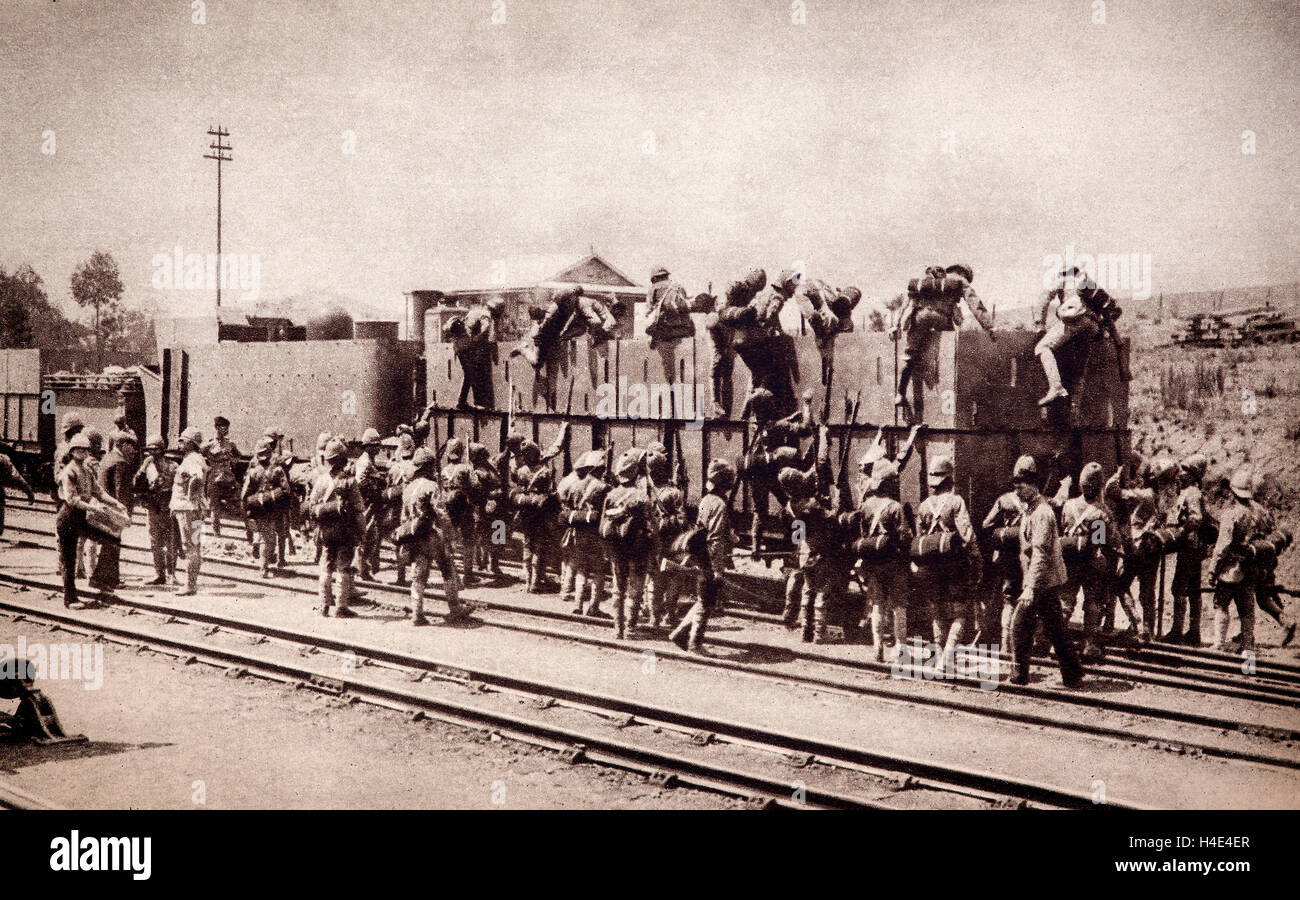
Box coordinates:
[3,510,1299,775]
[0,596,1126,810]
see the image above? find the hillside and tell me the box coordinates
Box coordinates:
[1126,336,1300,589]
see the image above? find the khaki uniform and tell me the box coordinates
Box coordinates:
[400,475,464,620]
[1010,494,1082,684]
[170,451,208,592]
[134,454,178,581]
[242,458,290,575]
[308,468,365,612]
[1208,498,1270,651]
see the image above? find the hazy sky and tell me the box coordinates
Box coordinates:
[2,0,1297,323]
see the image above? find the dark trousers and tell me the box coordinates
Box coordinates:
[1011,584,1083,683]
[90,540,120,589]
[56,505,84,605]
[456,344,495,407]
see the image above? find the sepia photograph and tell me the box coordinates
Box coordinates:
[0,0,1296,882]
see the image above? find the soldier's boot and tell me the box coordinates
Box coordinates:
[1081,601,1104,661]
[687,605,712,655]
[893,608,909,658]
[810,599,830,645]
[1184,593,1203,646]
[445,573,470,622]
[410,571,428,626]
[394,564,409,588]
[1212,608,1231,652]
[646,579,663,630]
[999,605,1014,661]
[780,584,801,628]
[942,620,964,673]
[669,603,696,651]
[626,592,643,637]
[1036,348,1069,406]
[613,589,627,640]
[1239,602,1256,654]
[870,608,886,662]
[319,568,334,617]
[1162,596,1187,643]
[334,569,357,618]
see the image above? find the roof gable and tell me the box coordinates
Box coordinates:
[550,254,638,287]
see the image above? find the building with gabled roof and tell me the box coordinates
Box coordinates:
[407,250,644,342]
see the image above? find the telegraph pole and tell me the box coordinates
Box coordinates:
[204,126,232,308]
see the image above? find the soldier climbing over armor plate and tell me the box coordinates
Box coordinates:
[891,264,994,417]
[1033,266,1129,407]
[706,268,766,417]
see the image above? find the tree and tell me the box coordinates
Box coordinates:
[70,251,125,357]
[0,264,85,349]
[867,307,886,332]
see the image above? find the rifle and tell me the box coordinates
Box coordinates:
[672,426,687,491]
[835,391,862,509]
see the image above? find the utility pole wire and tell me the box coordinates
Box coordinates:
[203,126,233,309]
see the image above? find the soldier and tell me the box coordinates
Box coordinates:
[439,437,479,586]
[133,435,178,585]
[467,442,504,578]
[1033,266,1129,407]
[912,456,982,667]
[261,426,297,563]
[565,449,611,618]
[447,298,505,411]
[56,433,123,608]
[741,388,815,556]
[891,264,994,413]
[308,438,366,618]
[981,482,1026,656]
[644,442,689,628]
[53,413,86,480]
[242,436,290,578]
[203,416,252,542]
[778,430,854,644]
[705,268,765,417]
[1207,466,1270,654]
[856,459,914,662]
[510,441,555,592]
[601,449,655,640]
[353,428,387,582]
[1008,455,1084,687]
[557,450,595,609]
[645,266,696,351]
[510,286,619,370]
[1251,513,1295,648]
[727,268,801,418]
[792,280,861,390]
[1164,454,1211,645]
[1107,457,1177,641]
[384,436,418,587]
[92,428,138,593]
[79,428,106,584]
[669,458,736,654]
[1059,462,1123,660]
[170,427,208,597]
[0,444,36,538]
[398,447,468,625]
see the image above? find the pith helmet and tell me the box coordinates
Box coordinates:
[1011,454,1039,484]
[1179,453,1208,481]
[179,426,203,449]
[744,268,767,295]
[777,467,813,500]
[1079,461,1104,494]
[411,447,436,472]
[485,297,506,313]
[316,431,333,452]
[1230,466,1255,500]
[871,459,900,485]
[444,437,465,462]
[361,428,381,445]
[214,415,230,429]
[578,450,606,473]
[61,413,85,435]
[946,263,974,283]
[775,269,802,294]
[69,433,92,450]
[468,442,490,466]
[323,438,349,463]
[706,458,735,490]
[144,434,166,452]
[770,446,800,468]
[83,428,103,452]
[650,266,670,280]
[612,449,644,483]
[927,456,954,487]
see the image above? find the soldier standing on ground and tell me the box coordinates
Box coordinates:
[1164,454,1211,645]
[0,445,36,538]
[1207,466,1270,654]
[170,427,208,597]
[133,435,178,585]
[1059,462,1123,661]
[669,458,736,654]
[856,458,914,662]
[912,456,982,669]
[308,438,366,619]
[242,436,290,579]
[1009,455,1084,688]
[398,448,468,626]
[203,416,252,542]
